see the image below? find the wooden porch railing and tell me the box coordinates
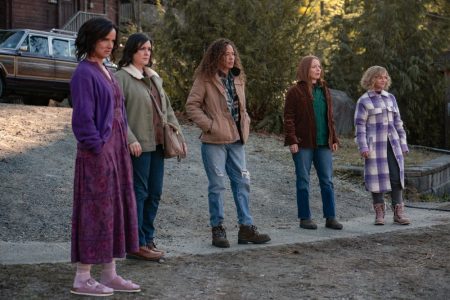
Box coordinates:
[62,11,106,33]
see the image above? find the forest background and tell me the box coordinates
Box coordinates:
[121,0,450,147]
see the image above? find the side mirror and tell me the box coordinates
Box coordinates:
[19,45,28,52]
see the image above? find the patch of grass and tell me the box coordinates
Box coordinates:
[403,186,450,202]
[334,137,443,167]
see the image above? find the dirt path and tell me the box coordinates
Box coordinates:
[1,224,450,299]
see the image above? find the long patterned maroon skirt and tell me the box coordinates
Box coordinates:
[71,103,139,264]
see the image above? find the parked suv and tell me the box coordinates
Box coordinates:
[0,29,115,106]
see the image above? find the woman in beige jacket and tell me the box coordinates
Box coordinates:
[186,38,270,248]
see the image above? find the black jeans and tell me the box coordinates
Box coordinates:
[371,143,402,205]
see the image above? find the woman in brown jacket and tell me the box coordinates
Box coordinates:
[284,55,343,230]
[186,38,270,248]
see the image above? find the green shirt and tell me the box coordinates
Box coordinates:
[312,85,329,146]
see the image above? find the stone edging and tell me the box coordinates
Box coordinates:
[336,154,450,195]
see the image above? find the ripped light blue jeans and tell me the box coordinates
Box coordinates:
[201,142,253,227]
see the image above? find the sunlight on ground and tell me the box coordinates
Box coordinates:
[0,104,72,158]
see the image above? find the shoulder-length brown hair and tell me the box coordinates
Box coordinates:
[118,32,153,69]
[75,17,118,61]
[296,55,324,89]
[194,38,245,81]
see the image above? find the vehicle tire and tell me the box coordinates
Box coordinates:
[23,96,50,106]
[0,77,4,99]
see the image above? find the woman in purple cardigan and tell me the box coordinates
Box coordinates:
[354,66,410,226]
[70,17,140,296]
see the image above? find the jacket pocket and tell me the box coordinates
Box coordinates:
[241,112,251,143]
[368,108,383,115]
[386,105,397,122]
[367,107,383,125]
[208,118,216,134]
[202,116,233,142]
[368,136,374,153]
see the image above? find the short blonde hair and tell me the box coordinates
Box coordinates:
[360,66,391,91]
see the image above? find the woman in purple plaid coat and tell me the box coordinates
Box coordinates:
[354,66,410,226]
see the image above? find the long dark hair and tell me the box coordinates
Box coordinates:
[75,17,118,61]
[118,33,153,69]
[194,38,245,81]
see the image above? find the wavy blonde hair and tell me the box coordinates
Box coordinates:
[360,66,392,91]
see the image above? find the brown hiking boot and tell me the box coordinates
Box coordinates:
[393,203,410,225]
[212,225,230,248]
[325,218,343,230]
[126,246,163,261]
[238,225,271,244]
[373,203,385,225]
[300,219,317,230]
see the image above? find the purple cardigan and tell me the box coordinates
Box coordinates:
[70,60,124,154]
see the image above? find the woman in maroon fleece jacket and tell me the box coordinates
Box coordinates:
[284,55,343,231]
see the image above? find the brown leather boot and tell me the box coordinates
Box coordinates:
[325,218,343,230]
[373,203,385,225]
[126,246,164,261]
[147,241,165,255]
[238,225,271,244]
[300,219,318,230]
[393,203,410,225]
[212,225,230,248]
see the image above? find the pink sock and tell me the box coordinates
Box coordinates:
[100,260,117,284]
[73,263,91,288]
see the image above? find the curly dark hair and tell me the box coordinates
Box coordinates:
[75,17,118,61]
[118,33,153,69]
[194,38,245,81]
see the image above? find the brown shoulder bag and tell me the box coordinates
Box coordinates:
[147,85,186,161]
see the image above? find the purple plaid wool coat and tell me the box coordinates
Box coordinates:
[354,90,409,193]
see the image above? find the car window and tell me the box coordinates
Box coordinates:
[69,40,76,58]
[0,30,25,49]
[52,39,70,58]
[28,35,49,56]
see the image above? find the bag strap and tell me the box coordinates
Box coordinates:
[139,78,183,140]
[138,78,167,123]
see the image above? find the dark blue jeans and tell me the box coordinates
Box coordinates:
[131,145,164,246]
[292,146,336,220]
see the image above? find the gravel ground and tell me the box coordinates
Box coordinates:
[2,103,450,299]
[0,103,369,244]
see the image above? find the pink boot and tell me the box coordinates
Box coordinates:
[373,203,385,225]
[393,203,410,225]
